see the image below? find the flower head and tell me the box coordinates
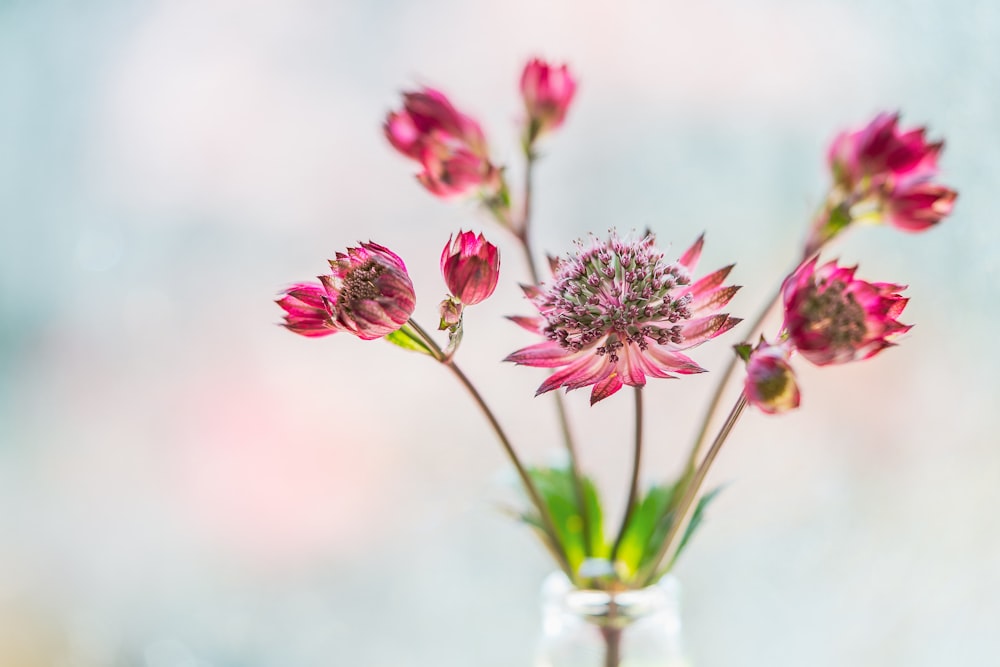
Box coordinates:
[384,87,499,198]
[740,339,800,415]
[781,257,910,366]
[440,230,500,305]
[506,232,741,404]
[813,112,957,246]
[520,58,577,142]
[278,242,416,340]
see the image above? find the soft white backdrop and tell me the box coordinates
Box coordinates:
[2,1,998,665]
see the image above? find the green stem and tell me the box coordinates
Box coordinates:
[639,393,748,585]
[610,386,644,565]
[681,295,779,478]
[516,147,593,558]
[406,318,575,580]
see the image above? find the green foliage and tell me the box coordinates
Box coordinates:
[614,483,677,577]
[384,325,434,356]
[521,465,607,576]
[518,465,724,585]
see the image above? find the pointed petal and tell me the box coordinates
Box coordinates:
[506,315,545,334]
[642,346,706,374]
[536,352,613,395]
[690,285,741,315]
[589,373,624,404]
[680,314,742,347]
[504,341,574,368]
[678,233,705,271]
[688,265,734,298]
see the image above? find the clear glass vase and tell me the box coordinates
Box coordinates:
[535,571,690,667]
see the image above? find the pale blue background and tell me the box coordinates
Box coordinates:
[2,1,998,665]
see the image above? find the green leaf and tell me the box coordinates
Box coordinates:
[734,343,753,363]
[614,484,677,576]
[384,325,434,356]
[520,465,607,578]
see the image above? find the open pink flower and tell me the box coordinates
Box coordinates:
[278,242,416,340]
[521,58,577,141]
[441,230,500,305]
[741,339,800,415]
[384,87,499,198]
[505,232,741,404]
[781,257,910,366]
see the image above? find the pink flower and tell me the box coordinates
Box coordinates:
[741,340,800,415]
[278,242,416,340]
[828,112,957,232]
[384,87,499,198]
[781,257,910,366]
[828,112,942,188]
[505,232,741,404]
[440,231,500,305]
[520,58,577,141]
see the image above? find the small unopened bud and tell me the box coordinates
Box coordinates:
[742,339,800,415]
[520,58,577,143]
[438,297,464,331]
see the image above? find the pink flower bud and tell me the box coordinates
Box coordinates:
[278,242,416,341]
[815,112,957,242]
[742,340,800,415]
[440,231,500,306]
[520,58,577,141]
[384,87,499,199]
[885,180,958,232]
[781,257,910,366]
[438,297,463,330]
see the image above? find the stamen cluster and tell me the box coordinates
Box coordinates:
[507,232,741,404]
[537,234,693,356]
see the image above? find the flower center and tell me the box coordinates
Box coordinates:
[537,234,693,356]
[800,279,867,345]
[341,260,386,304]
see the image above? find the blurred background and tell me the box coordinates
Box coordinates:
[2,0,999,665]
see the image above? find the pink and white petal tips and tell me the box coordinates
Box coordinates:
[279,242,416,342]
[440,230,501,306]
[781,257,910,367]
[505,230,741,404]
[384,86,499,199]
[741,339,801,415]
[277,282,341,337]
[520,58,577,141]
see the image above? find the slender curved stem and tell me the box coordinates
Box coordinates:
[610,386,644,563]
[682,295,779,477]
[682,224,842,477]
[516,148,593,556]
[639,393,748,585]
[406,318,575,579]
